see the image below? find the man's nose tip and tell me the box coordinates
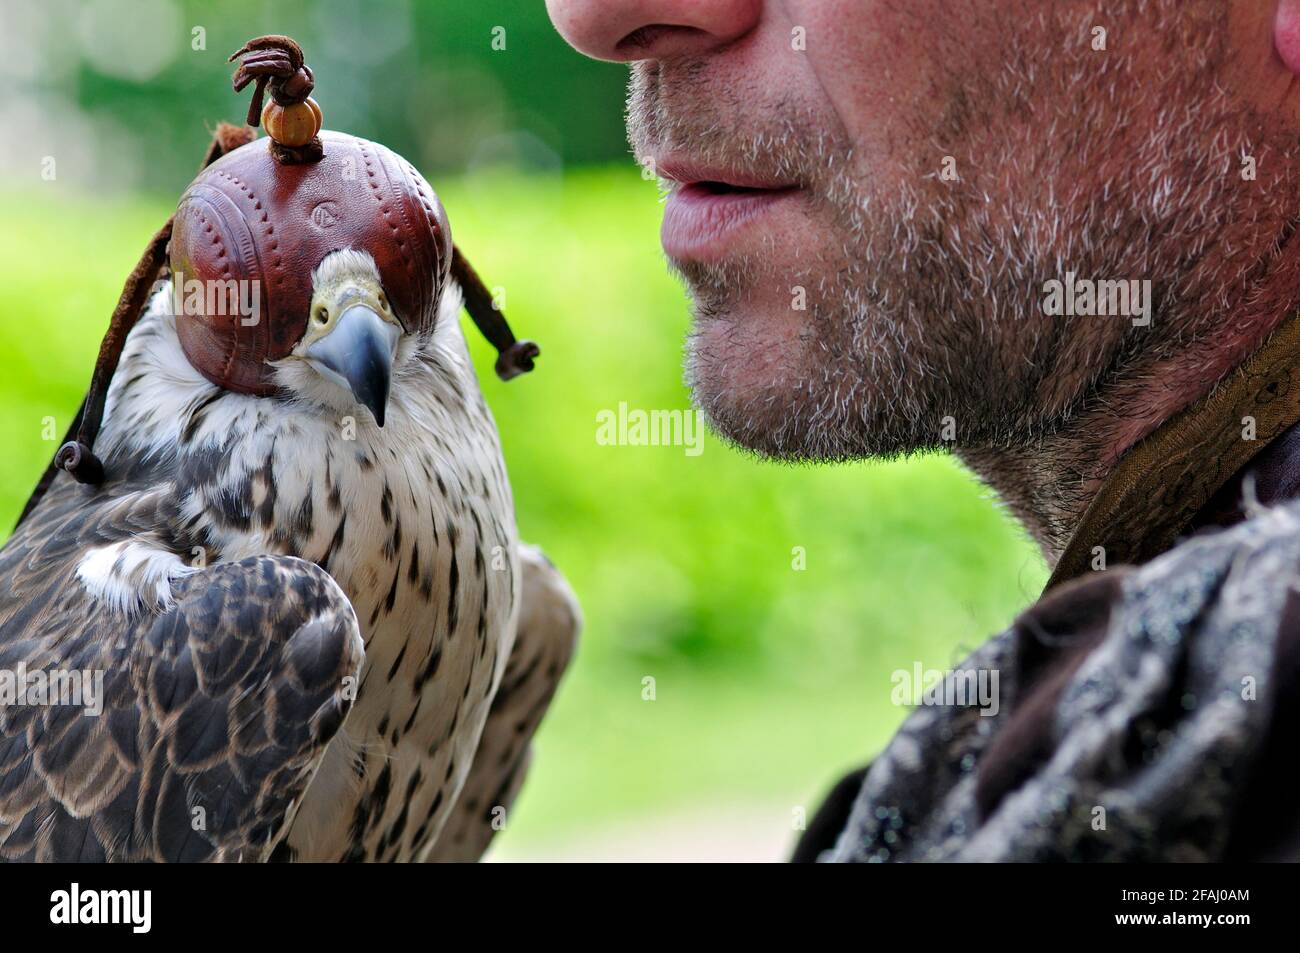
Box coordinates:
[545,0,762,62]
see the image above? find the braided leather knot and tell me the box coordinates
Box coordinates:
[230,35,322,162]
[273,65,315,105]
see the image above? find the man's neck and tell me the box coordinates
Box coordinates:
[958,246,1300,567]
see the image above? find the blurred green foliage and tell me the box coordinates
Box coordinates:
[6,0,630,192]
[0,168,1048,854]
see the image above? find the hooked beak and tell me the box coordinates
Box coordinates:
[305,305,400,427]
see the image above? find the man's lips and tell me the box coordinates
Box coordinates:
[656,159,801,262]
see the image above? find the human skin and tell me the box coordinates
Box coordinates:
[545,0,1300,560]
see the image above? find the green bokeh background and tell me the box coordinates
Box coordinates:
[0,0,1048,859]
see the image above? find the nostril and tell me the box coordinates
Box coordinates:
[616,23,705,55]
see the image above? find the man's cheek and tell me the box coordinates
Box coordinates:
[789,0,997,191]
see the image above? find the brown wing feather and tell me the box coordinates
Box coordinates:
[0,476,363,862]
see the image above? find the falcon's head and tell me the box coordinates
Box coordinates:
[43,78,535,493]
[168,133,455,423]
[161,134,532,439]
[276,248,406,428]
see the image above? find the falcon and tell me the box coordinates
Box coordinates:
[0,229,578,864]
[0,38,578,862]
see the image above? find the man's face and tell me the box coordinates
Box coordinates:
[548,0,1291,461]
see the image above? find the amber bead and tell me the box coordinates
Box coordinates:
[261,97,322,148]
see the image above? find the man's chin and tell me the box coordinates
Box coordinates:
[683,292,949,463]
[684,307,850,462]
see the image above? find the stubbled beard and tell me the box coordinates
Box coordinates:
[628,1,1298,464]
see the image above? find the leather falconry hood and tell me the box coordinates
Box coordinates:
[19,35,537,525]
[171,130,454,396]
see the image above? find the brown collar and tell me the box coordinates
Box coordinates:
[1047,311,1300,590]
